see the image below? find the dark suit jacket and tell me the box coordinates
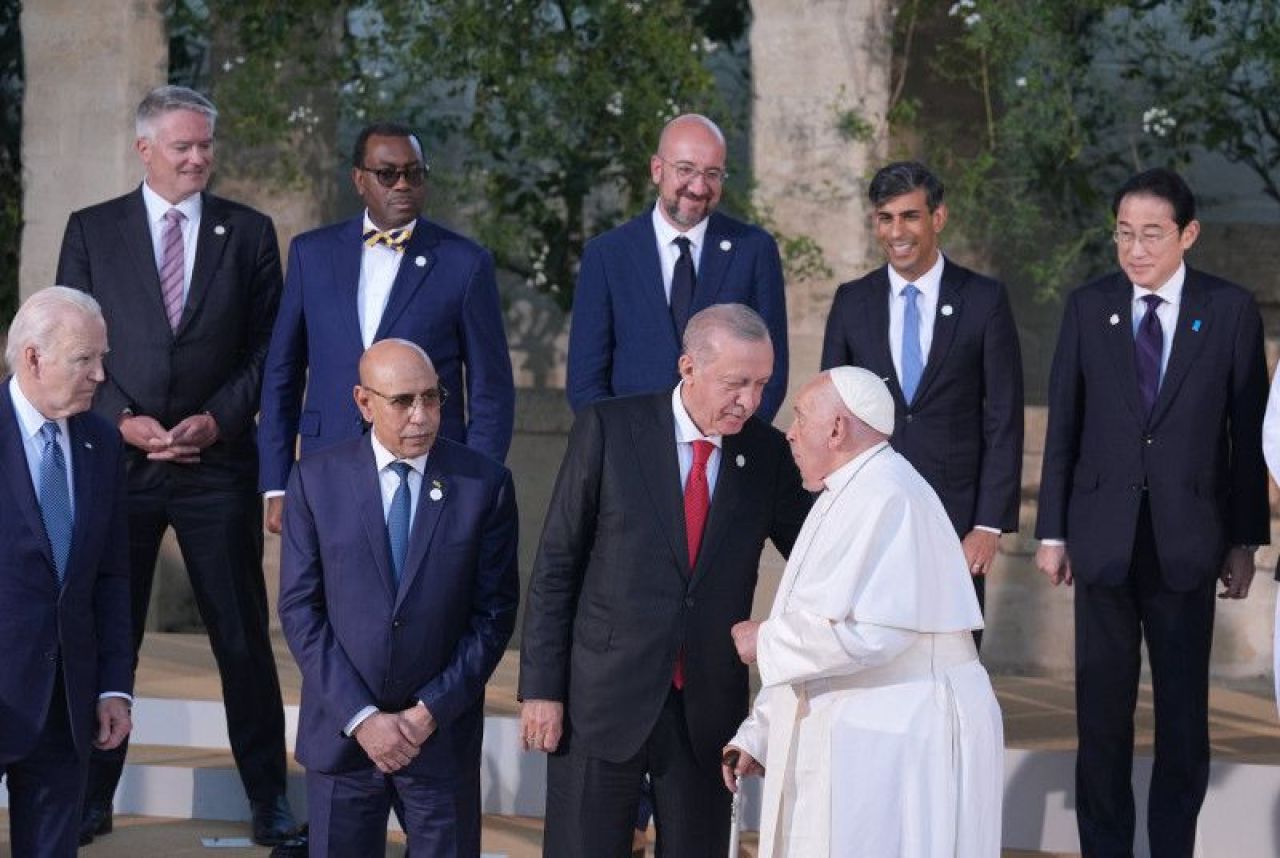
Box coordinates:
[1036,267,1270,588]
[257,215,514,492]
[518,392,811,769]
[566,208,789,422]
[821,259,1023,535]
[0,391,132,763]
[278,435,519,776]
[56,188,282,491]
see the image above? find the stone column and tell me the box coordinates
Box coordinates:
[750,0,893,418]
[19,1,167,299]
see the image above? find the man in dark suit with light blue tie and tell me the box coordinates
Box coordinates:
[0,288,132,858]
[567,114,789,422]
[258,121,514,534]
[278,338,519,856]
[1036,168,1270,856]
[821,162,1023,630]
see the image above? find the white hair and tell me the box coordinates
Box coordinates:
[5,287,104,371]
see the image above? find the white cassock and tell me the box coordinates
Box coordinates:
[1261,369,1280,719]
[730,441,1004,858]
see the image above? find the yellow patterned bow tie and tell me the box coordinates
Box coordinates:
[362,227,410,252]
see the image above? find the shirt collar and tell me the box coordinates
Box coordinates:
[671,383,723,449]
[369,431,429,475]
[141,180,202,225]
[651,204,709,253]
[1131,262,1185,307]
[363,211,416,239]
[821,440,889,493]
[887,251,945,299]
[8,376,66,442]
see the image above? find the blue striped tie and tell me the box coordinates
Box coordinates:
[901,283,925,404]
[38,421,73,584]
[387,461,413,584]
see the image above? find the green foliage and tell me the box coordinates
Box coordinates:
[0,1,21,327]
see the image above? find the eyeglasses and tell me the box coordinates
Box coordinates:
[357,164,430,188]
[363,386,448,413]
[656,156,729,185]
[1113,227,1178,249]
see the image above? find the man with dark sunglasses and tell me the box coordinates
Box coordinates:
[258,122,514,534]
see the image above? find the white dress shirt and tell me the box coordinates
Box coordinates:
[357,211,414,348]
[141,180,201,305]
[651,205,709,304]
[886,252,945,383]
[1130,262,1184,382]
[671,383,722,496]
[345,432,430,735]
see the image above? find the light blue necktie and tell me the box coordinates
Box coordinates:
[387,461,413,584]
[38,421,73,584]
[900,283,924,404]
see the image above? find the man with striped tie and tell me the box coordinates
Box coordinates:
[56,86,301,848]
[257,122,514,536]
[0,287,132,858]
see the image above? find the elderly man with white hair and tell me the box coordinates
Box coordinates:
[722,366,1003,858]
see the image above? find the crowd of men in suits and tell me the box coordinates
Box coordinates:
[0,82,1271,858]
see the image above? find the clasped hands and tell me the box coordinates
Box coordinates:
[353,703,436,774]
[120,413,219,464]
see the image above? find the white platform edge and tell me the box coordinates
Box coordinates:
[3,697,1279,854]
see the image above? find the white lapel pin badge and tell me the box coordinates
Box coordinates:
[1109,313,1120,326]
[415,255,427,268]
[429,480,444,501]
[720,240,732,252]
[735,454,745,468]
[84,441,93,450]
[940,304,954,316]
[214,225,226,236]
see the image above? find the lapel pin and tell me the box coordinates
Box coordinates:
[429,479,444,501]
[1109,313,1120,326]
[735,454,746,468]
[83,441,93,450]
[214,225,226,236]
[940,304,954,317]
[1192,319,1202,332]
[719,239,731,251]
[415,255,426,268]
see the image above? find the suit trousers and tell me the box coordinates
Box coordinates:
[1,667,88,858]
[85,480,287,806]
[306,763,480,856]
[544,688,730,858]
[1073,497,1215,858]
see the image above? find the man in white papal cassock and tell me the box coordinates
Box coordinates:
[722,365,1004,858]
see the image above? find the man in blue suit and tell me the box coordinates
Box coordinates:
[567,114,789,422]
[258,122,514,533]
[278,338,519,856]
[0,288,132,857]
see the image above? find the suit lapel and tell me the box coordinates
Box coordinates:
[1149,270,1212,427]
[627,213,681,351]
[913,262,963,404]
[694,214,732,311]
[630,399,690,576]
[0,390,53,573]
[330,218,367,352]
[374,217,438,341]
[1101,275,1146,425]
[116,190,170,332]
[350,439,398,600]
[64,416,96,588]
[688,432,746,591]
[863,269,906,404]
[178,193,232,336]
[395,447,447,610]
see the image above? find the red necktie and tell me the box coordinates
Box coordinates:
[675,439,714,689]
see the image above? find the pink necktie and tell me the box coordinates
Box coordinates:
[160,208,186,330]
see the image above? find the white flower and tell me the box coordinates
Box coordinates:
[605,91,624,117]
[626,1,642,12]
[1142,106,1177,137]
[701,37,718,54]
[964,12,981,27]
[1015,76,1027,88]
[273,60,283,70]
[221,60,234,72]
[235,55,245,65]
[948,0,977,15]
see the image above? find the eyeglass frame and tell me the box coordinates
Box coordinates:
[654,156,729,185]
[1112,225,1180,249]
[357,164,431,188]
[361,385,449,414]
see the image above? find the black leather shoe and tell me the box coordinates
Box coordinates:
[78,802,113,846]
[250,795,303,847]
[268,829,309,857]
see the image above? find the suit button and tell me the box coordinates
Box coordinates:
[904,414,914,423]
[45,651,57,662]
[684,597,695,608]
[392,619,403,629]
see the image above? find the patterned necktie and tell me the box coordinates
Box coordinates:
[387,461,413,584]
[674,439,714,690]
[38,421,73,585]
[670,236,697,340]
[363,227,410,253]
[900,283,924,404]
[1135,293,1164,418]
[160,208,186,331]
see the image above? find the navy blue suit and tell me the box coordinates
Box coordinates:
[566,208,789,421]
[258,215,514,493]
[278,435,519,856]
[0,389,131,857]
[1036,267,1269,856]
